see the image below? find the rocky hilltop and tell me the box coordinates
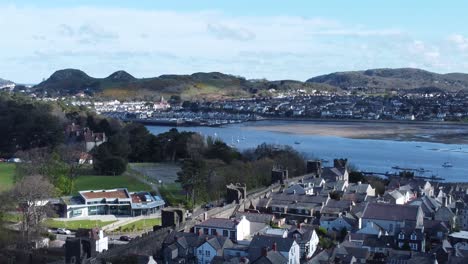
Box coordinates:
[31,67,468,99]
[33,69,334,99]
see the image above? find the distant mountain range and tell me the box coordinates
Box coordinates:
[32,69,334,100]
[307,68,468,93]
[26,67,468,99]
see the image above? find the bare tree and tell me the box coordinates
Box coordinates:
[186,133,206,160]
[14,147,51,177]
[57,143,86,179]
[10,175,56,246]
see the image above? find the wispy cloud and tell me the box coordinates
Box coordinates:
[0,4,464,83]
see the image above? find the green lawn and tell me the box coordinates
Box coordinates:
[0,163,15,192]
[117,218,161,232]
[73,174,152,194]
[44,219,116,230]
[2,212,21,223]
[159,183,186,206]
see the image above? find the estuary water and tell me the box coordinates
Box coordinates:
[146,121,468,182]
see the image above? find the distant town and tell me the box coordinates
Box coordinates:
[46,89,468,126]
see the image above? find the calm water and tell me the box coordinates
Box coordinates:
[146,121,468,182]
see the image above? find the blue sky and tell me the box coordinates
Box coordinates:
[1,0,468,83]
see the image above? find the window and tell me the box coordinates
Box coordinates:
[205,250,210,257]
[398,233,405,240]
[204,228,209,235]
[411,233,417,240]
[211,229,216,235]
[198,250,202,254]
[398,242,404,248]
[230,231,236,240]
[223,230,229,237]
[410,243,418,251]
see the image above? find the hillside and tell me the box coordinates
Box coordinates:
[32,67,468,100]
[306,68,468,92]
[0,78,14,89]
[33,69,336,100]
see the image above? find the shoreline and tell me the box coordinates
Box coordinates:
[241,120,468,145]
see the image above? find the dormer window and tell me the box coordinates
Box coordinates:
[411,233,417,240]
[398,233,405,240]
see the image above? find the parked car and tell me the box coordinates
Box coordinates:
[120,235,131,241]
[57,228,71,235]
[204,203,214,210]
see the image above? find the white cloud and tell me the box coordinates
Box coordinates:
[449,34,468,51]
[0,5,464,83]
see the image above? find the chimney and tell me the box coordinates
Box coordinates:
[261,247,268,257]
[442,197,447,207]
[272,242,277,252]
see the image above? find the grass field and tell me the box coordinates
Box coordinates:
[0,163,15,192]
[73,174,152,194]
[117,218,161,232]
[45,219,116,230]
[2,213,21,223]
[159,183,186,206]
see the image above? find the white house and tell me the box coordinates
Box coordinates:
[194,216,250,241]
[383,190,406,204]
[196,236,233,264]
[288,226,319,259]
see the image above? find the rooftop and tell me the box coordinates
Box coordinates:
[362,202,420,222]
[80,188,130,200]
[196,218,239,229]
[449,231,468,240]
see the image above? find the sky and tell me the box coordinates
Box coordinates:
[1,0,468,83]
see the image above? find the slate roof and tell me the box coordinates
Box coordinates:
[251,250,287,264]
[248,234,296,261]
[342,193,367,203]
[270,192,328,204]
[288,224,315,242]
[326,199,353,209]
[322,167,345,181]
[362,235,394,249]
[362,203,420,222]
[347,183,372,194]
[234,212,274,224]
[196,218,238,229]
[423,219,449,235]
[202,236,233,251]
[164,231,212,249]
